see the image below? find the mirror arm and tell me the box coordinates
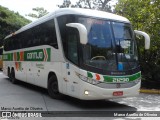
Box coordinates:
[66,23,88,45]
[134,30,150,49]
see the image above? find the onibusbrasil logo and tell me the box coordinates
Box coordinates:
[1,111,42,119]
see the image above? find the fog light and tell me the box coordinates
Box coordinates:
[84,90,89,95]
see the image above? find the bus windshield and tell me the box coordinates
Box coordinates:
[79,17,138,71]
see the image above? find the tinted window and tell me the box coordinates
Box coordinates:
[0,48,3,55]
[4,19,58,51]
[57,15,79,65]
[67,28,79,64]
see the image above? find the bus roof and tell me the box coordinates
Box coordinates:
[55,8,130,22]
[5,8,130,39]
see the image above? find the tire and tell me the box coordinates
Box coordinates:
[8,68,10,78]
[48,75,64,99]
[10,69,17,84]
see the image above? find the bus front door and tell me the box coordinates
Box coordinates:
[62,62,80,97]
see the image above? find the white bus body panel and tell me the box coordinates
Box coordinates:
[78,80,140,100]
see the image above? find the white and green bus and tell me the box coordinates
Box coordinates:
[3,8,150,100]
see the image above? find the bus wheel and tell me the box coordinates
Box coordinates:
[8,68,10,78]
[48,75,64,99]
[10,69,17,84]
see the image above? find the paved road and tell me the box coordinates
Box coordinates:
[0,72,159,120]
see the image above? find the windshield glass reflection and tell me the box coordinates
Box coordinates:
[78,17,138,71]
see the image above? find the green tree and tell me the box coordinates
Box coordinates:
[58,0,72,8]
[26,7,49,18]
[76,0,112,12]
[58,0,113,12]
[115,0,160,81]
[0,5,30,46]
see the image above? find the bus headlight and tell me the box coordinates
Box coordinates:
[84,90,89,95]
[76,72,101,85]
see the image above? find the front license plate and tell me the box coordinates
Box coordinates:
[113,91,123,96]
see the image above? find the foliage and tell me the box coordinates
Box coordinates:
[58,0,72,8]
[76,0,112,12]
[26,7,49,18]
[58,0,113,12]
[0,5,30,46]
[115,0,160,81]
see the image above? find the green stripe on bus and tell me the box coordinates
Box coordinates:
[103,72,141,83]
[3,48,51,62]
[87,71,141,83]
[17,52,20,61]
[3,53,13,61]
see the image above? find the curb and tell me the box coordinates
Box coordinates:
[140,89,160,94]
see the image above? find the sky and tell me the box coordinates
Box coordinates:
[0,0,78,20]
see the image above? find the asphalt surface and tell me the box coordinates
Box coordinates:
[0,71,160,120]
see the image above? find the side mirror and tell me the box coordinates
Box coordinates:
[134,30,150,49]
[66,23,88,45]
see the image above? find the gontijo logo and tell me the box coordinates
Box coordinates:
[24,48,51,61]
[27,52,43,60]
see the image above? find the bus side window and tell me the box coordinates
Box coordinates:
[57,15,77,55]
[32,26,40,47]
[22,33,26,48]
[43,19,58,49]
[66,27,79,65]
[0,48,2,55]
[4,39,8,51]
[9,38,13,50]
[18,38,22,49]
[18,33,23,49]
[26,30,33,47]
[13,36,18,50]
